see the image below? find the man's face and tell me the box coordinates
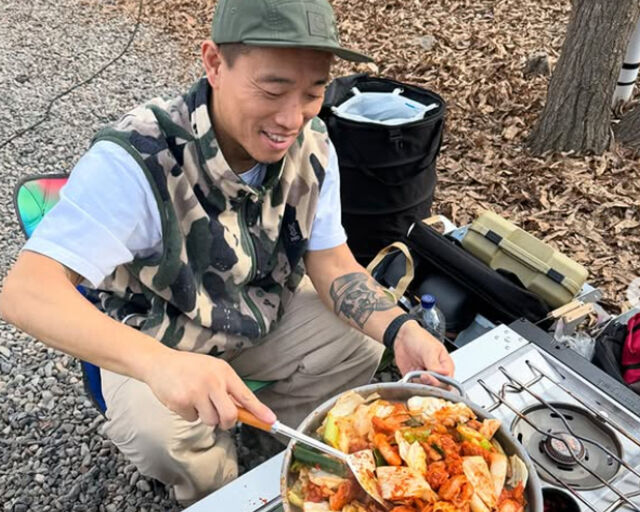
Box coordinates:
[204,44,332,171]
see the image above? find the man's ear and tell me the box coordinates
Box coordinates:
[202,40,223,89]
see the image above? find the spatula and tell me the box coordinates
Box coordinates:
[237,408,389,509]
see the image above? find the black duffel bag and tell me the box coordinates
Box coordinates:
[406,220,551,325]
[320,73,446,266]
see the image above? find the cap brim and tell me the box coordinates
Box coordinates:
[241,39,373,63]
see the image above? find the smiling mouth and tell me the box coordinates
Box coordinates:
[262,130,297,145]
[264,131,287,143]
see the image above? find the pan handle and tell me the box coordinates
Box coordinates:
[400,371,467,398]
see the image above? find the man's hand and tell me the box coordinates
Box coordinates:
[393,319,455,386]
[145,349,276,430]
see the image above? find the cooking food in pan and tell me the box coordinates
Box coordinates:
[287,391,529,512]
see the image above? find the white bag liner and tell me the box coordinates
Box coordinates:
[331,87,438,125]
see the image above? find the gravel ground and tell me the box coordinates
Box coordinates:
[0,0,203,510]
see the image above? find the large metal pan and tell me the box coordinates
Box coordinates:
[281,371,543,512]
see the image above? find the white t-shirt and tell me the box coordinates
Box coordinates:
[24,140,347,288]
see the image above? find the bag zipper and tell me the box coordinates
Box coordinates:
[238,196,266,337]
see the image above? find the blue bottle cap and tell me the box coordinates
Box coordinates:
[420,294,436,308]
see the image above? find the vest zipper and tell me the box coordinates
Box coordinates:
[238,196,266,337]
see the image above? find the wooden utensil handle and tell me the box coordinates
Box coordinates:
[237,408,274,432]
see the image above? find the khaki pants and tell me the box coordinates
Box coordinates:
[100,276,384,504]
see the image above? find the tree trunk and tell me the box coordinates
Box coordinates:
[615,102,640,149]
[528,0,640,156]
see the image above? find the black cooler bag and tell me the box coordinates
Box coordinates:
[406,221,551,325]
[320,74,446,265]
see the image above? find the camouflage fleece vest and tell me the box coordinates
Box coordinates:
[92,77,329,355]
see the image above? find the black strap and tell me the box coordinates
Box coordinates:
[484,229,503,245]
[383,313,417,349]
[622,321,640,370]
[546,268,565,284]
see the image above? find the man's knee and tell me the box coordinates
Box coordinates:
[103,392,183,480]
[105,401,237,501]
[102,375,237,500]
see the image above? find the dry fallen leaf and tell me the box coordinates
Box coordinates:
[614,219,640,234]
[502,125,520,140]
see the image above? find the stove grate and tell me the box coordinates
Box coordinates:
[524,361,640,452]
[476,362,640,512]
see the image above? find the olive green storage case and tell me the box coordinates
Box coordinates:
[461,210,588,308]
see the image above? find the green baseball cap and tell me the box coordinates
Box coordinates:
[211,0,373,63]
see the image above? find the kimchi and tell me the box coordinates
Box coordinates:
[287,391,529,512]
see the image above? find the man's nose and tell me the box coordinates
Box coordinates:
[274,97,305,132]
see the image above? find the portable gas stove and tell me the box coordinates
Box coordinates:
[185,320,640,512]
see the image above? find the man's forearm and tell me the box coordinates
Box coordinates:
[328,270,409,340]
[306,245,411,342]
[0,252,169,382]
[306,245,454,379]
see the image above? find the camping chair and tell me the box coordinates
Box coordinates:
[13,174,272,415]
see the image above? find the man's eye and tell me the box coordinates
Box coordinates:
[264,90,283,98]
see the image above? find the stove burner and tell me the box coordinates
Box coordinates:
[543,432,586,465]
[511,403,622,490]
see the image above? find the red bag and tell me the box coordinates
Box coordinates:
[622,313,640,385]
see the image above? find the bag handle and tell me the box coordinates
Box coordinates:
[366,242,415,301]
[467,224,581,293]
[347,86,403,97]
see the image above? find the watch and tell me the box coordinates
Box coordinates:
[383,313,417,349]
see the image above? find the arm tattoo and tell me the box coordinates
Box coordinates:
[329,272,395,328]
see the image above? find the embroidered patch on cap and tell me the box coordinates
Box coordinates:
[307,11,327,37]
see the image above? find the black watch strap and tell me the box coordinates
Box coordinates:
[383,313,416,349]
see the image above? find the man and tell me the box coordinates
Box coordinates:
[0,0,454,505]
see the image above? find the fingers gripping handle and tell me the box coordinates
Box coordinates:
[237,408,275,433]
[400,370,467,399]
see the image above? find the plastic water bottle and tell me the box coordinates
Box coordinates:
[412,294,446,341]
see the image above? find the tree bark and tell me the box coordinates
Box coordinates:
[615,102,640,149]
[528,0,640,156]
